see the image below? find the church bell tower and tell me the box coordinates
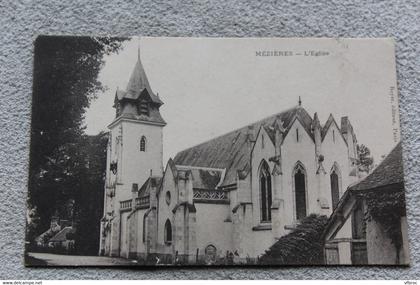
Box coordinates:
[101,47,166,256]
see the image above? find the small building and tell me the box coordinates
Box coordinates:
[35,216,71,248]
[323,142,409,265]
[48,226,76,253]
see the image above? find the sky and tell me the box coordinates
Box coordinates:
[84,37,401,165]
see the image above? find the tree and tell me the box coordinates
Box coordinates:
[73,132,108,255]
[259,214,329,265]
[26,36,126,252]
[357,144,374,174]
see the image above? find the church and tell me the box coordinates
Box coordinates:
[99,51,361,264]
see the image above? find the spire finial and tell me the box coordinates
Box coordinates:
[298,96,302,106]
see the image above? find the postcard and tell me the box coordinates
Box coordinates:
[25,36,409,266]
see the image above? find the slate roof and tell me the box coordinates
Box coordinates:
[49,226,75,242]
[349,142,404,191]
[176,165,225,189]
[115,53,163,105]
[116,105,166,125]
[138,176,163,197]
[173,106,314,186]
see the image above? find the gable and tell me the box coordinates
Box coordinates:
[251,125,276,156]
[321,115,347,146]
[322,118,347,147]
[282,116,315,146]
[158,159,178,196]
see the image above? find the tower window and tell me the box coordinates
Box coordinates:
[296,128,299,142]
[164,219,172,244]
[140,136,146,152]
[333,130,335,143]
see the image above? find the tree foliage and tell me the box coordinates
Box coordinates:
[357,144,374,174]
[358,188,406,262]
[27,36,126,253]
[259,214,328,265]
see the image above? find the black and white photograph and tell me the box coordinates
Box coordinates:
[25,36,409,266]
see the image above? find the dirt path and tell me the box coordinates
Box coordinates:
[27,252,138,266]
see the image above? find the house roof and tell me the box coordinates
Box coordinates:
[115,52,163,105]
[173,105,314,186]
[349,142,404,191]
[323,142,405,240]
[49,226,75,242]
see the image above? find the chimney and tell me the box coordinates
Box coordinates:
[132,183,139,206]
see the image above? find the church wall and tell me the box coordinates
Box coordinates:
[281,119,317,224]
[120,120,164,203]
[250,127,276,256]
[194,203,233,260]
[107,125,122,207]
[321,121,351,214]
[129,207,148,260]
[119,211,129,258]
[250,127,276,226]
[156,165,177,257]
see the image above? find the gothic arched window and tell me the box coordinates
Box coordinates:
[142,214,147,243]
[164,219,172,244]
[330,163,342,210]
[293,162,307,220]
[140,136,146,152]
[259,160,272,223]
[296,128,299,142]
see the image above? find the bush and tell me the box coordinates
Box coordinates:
[259,214,328,265]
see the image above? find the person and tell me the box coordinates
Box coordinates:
[233,250,240,264]
[227,251,234,265]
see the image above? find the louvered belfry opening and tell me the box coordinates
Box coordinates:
[139,99,149,116]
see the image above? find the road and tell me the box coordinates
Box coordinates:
[27,252,138,266]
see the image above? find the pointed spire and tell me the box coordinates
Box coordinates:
[126,48,153,97]
[116,44,164,107]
